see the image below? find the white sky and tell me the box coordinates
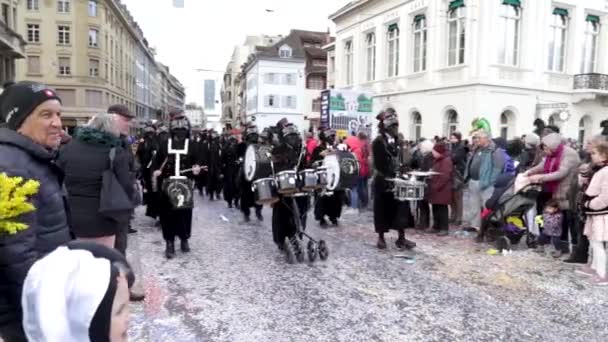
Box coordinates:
[121,0,350,105]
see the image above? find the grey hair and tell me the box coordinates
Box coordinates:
[85,113,120,137]
[476,129,491,139]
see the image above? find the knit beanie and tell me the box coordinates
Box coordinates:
[0,81,61,130]
[524,133,540,149]
[542,133,562,150]
[419,139,434,155]
[433,142,448,155]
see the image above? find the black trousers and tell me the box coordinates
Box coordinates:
[432,204,449,231]
[114,219,129,256]
[418,200,431,228]
[160,208,193,241]
[272,196,308,245]
[314,191,343,221]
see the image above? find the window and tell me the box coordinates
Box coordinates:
[27,24,40,43]
[312,98,321,112]
[413,15,427,72]
[283,96,296,109]
[446,109,459,135]
[307,76,325,89]
[55,89,76,106]
[89,59,99,77]
[58,57,71,76]
[57,25,70,45]
[284,73,296,85]
[579,116,592,144]
[27,56,41,74]
[88,0,97,17]
[27,0,39,11]
[344,40,353,85]
[329,56,336,73]
[86,90,103,107]
[58,0,70,13]
[88,28,98,47]
[581,15,600,73]
[387,23,400,77]
[265,95,277,108]
[500,111,511,139]
[412,112,422,141]
[1,4,7,25]
[279,45,292,58]
[548,8,568,72]
[498,3,520,66]
[447,3,466,66]
[365,32,376,81]
[264,73,276,84]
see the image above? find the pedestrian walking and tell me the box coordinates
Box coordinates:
[58,114,134,248]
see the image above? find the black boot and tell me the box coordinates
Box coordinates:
[180,239,190,253]
[256,208,263,222]
[319,217,328,228]
[165,240,176,259]
[243,214,251,223]
[377,235,387,249]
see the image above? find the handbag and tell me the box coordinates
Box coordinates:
[452,169,464,191]
[99,147,134,215]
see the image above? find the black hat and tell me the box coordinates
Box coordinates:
[107,104,134,119]
[0,81,62,130]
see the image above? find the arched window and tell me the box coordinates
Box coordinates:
[500,110,516,139]
[412,111,422,140]
[446,109,458,136]
[579,115,593,144]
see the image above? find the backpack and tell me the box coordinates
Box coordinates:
[500,149,516,175]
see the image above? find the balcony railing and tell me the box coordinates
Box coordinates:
[573,73,608,91]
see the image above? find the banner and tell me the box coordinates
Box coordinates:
[320,89,374,137]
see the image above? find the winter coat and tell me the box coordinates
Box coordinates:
[58,128,134,238]
[465,142,505,191]
[0,128,72,331]
[345,136,371,178]
[583,165,608,241]
[450,142,467,175]
[428,153,453,205]
[527,145,580,210]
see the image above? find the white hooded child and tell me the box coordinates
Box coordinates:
[21,242,133,342]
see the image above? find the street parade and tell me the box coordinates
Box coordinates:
[1,0,608,341]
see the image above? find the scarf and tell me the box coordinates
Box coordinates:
[542,143,565,193]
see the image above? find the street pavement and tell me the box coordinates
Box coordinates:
[128,196,608,342]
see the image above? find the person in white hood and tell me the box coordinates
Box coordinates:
[21,242,133,342]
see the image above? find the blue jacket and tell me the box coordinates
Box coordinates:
[0,128,71,329]
[465,142,505,191]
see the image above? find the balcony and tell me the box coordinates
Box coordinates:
[573,73,608,92]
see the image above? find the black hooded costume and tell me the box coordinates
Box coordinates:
[136,125,160,219]
[238,125,263,221]
[371,109,416,250]
[151,112,197,258]
[206,131,223,200]
[221,135,240,208]
[271,123,309,247]
[312,129,344,226]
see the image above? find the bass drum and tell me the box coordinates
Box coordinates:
[324,151,359,191]
[244,144,273,181]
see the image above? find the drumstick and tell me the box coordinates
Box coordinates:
[180,166,208,174]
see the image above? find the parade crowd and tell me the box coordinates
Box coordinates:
[1,81,607,341]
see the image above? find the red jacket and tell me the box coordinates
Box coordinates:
[346,136,370,178]
[306,137,318,163]
[428,152,453,205]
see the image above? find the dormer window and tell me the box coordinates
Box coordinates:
[279,45,292,58]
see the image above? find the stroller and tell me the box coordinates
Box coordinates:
[478,174,541,251]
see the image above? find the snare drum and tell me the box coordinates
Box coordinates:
[276,170,298,194]
[252,178,279,205]
[393,178,425,201]
[316,166,328,189]
[299,169,318,191]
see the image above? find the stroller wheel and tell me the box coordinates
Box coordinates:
[496,236,511,252]
[284,241,296,264]
[290,237,304,263]
[307,240,318,263]
[318,240,329,261]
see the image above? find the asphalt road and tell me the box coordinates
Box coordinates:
[128,196,608,342]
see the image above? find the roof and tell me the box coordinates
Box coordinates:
[328,0,370,21]
[255,29,331,60]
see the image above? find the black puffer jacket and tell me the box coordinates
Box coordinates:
[0,128,71,329]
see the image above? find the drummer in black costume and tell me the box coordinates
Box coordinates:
[271,122,309,249]
[206,130,222,201]
[238,124,264,222]
[221,134,239,208]
[152,110,199,259]
[312,128,344,227]
[136,123,160,220]
[193,129,209,197]
[372,108,417,250]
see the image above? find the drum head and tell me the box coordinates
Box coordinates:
[244,145,257,181]
[324,154,340,191]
